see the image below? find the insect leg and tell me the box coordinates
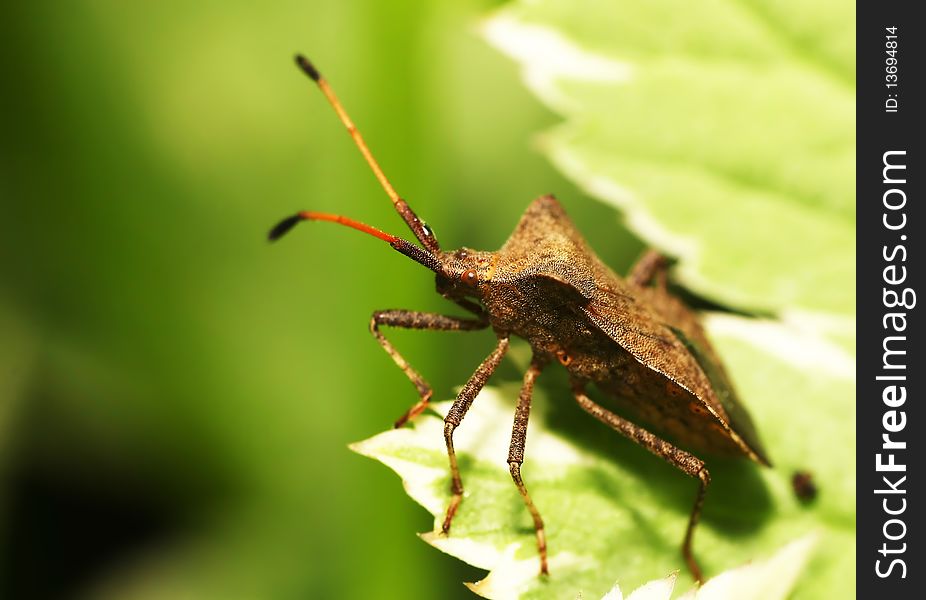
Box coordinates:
[628,249,668,289]
[507,360,548,575]
[441,335,510,534]
[572,382,711,584]
[371,309,488,427]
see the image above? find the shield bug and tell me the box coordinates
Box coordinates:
[271,55,771,584]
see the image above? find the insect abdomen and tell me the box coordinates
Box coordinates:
[596,372,748,458]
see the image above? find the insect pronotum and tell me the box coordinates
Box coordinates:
[270,55,771,584]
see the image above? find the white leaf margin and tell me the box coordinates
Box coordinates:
[481,13,634,114]
[350,387,598,600]
[602,533,819,600]
[481,11,856,327]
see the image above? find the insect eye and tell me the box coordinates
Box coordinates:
[460,269,478,286]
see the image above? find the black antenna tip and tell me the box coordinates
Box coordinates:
[294,54,320,81]
[268,214,304,241]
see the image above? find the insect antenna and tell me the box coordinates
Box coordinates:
[268,211,441,273]
[294,54,440,254]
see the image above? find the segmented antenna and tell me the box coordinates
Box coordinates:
[294,55,440,254]
[268,211,441,273]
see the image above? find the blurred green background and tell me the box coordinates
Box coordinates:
[0,1,643,598]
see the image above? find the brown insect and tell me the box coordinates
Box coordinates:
[271,55,771,584]
[791,471,817,503]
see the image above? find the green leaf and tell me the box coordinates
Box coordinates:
[355,1,855,597]
[352,317,854,599]
[482,0,855,318]
[603,572,677,600]
[603,533,818,600]
[674,534,819,600]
